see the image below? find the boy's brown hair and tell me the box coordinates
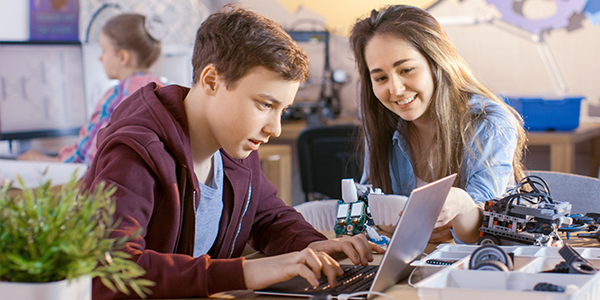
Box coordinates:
[191,4,310,89]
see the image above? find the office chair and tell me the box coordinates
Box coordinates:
[526,170,600,214]
[297,124,363,201]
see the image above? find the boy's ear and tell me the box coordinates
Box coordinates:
[199,64,220,95]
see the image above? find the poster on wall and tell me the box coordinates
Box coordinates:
[29,0,79,41]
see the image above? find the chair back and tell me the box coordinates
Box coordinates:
[526,170,600,214]
[297,124,362,201]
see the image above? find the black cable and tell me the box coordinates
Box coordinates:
[494,175,555,215]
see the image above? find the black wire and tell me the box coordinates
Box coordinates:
[497,175,554,214]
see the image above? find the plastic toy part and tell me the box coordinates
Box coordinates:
[533,282,565,293]
[471,260,511,272]
[334,200,372,237]
[364,224,390,248]
[425,259,458,266]
[543,244,598,275]
[478,175,571,247]
[469,244,514,271]
[341,178,358,203]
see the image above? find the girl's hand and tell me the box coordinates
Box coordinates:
[396,209,455,243]
[429,222,454,243]
[436,187,472,227]
[243,248,343,290]
[308,234,385,266]
[437,187,482,243]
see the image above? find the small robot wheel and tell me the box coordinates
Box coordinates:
[477,235,500,246]
[469,244,514,271]
[471,260,510,272]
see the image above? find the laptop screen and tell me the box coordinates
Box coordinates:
[256,174,457,299]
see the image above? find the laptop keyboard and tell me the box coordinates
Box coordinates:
[303,264,379,294]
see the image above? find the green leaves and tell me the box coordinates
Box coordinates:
[0,172,154,298]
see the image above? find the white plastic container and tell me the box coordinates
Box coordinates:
[0,276,91,300]
[413,245,600,300]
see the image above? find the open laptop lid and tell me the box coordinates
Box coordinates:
[367,173,456,297]
[256,173,456,298]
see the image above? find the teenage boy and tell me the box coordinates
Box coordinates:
[83,4,384,299]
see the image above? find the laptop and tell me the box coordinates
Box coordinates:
[256,173,457,299]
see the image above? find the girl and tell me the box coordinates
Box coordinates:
[18,13,162,164]
[349,5,527,243]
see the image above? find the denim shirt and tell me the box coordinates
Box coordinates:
[361,95,519,206]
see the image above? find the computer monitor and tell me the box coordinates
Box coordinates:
[0,41,87,141]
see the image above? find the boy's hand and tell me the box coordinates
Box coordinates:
[243,248,343,290]
[307,234,385,266]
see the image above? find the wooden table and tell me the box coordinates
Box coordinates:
[155,235,599,300]
[527,122,600,177]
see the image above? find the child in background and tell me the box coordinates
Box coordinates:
[349,5,527,244]
[18,13,162,165]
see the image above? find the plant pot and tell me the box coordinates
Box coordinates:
[0,275,91,300]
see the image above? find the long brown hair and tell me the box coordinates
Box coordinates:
[350,5,526,193]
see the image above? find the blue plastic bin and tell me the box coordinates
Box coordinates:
[502,95,583,131]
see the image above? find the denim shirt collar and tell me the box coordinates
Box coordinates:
[390,130,416,195]
[386,94,517,204]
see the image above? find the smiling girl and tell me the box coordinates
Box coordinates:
[350,5,527,244]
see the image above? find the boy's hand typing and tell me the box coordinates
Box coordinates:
[307,234,385,266]
[243,248,343,290]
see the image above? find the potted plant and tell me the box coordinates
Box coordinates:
[0,173,154,300]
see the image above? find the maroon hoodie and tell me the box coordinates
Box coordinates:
[83,83,326,299]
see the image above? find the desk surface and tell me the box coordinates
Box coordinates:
[154,236,599,300]
[527,122,600,144]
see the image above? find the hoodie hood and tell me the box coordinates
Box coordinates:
[97,83,196,186]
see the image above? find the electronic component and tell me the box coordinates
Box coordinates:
[478,175,571,246]
[334,200,371,236]
[334,179,374,237]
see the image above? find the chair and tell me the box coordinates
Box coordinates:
[297,124,362,201]
[525,170,600,214]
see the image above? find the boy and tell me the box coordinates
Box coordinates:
[83,5,384,299]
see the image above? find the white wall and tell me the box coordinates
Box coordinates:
[0,1,29,41]
[238,0,600,121]
[429,0,600,120]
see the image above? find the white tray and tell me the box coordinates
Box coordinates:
[412,245,600,300]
